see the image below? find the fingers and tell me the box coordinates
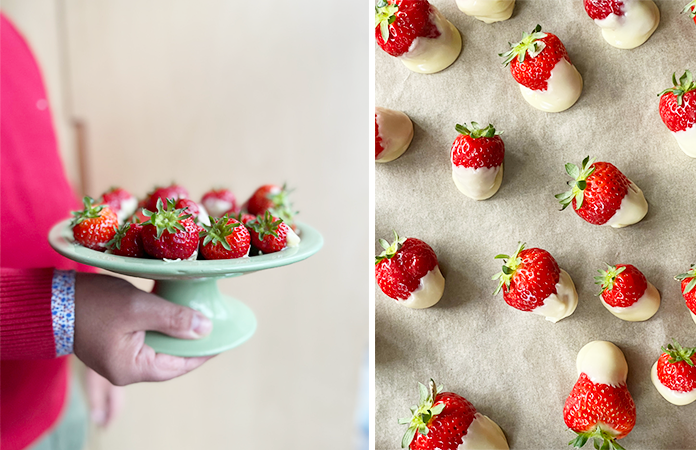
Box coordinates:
[133,344,215,382]
[85,368,125,427]
[132,295,213,340]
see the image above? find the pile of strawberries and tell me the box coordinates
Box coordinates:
[69,183,300,261]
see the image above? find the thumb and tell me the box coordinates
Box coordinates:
[137,297,213,339]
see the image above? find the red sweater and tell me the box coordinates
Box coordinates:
[0,13,89,450]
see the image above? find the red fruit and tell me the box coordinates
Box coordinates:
[492,243,560,312]
[130,208,149,224]
[557,157,632,225]
[450,122,504,169]
[107,222,145,258]
[595,264,647,308]
[399,379,477,450]
[228,211,257,226]
[500,25,570,91]
[246,184,295,225]
[584,0,624,20]
[563,373,636,448]
[248,211,294,254]
[141,199,200,260]
[683,1,696,24]
[200,216,250,260]
[175,198,203,221]
[675,264,696,315]
[376,114,385,159]
[201,189,238,217]
[101,187,134,214]
[145,184,189,212]
[658,70,696,133]
[656,341,696,393]
[70,196,119,252]
[375,232,439,300]
[375,0,440,57]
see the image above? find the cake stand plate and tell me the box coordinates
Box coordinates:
[48,219,323,356]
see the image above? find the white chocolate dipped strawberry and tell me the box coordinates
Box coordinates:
[595,264,660,322]
[584,0,659,49]
[375,231,445,309]
[675,264,696,325]
[455,0,515,23]
[375,0,462,74]
[651,340,696,406]
[400,379,509,450]
[492,243,578,323]
[500,25,582,113]
[564,341,636,450]
[659,70,696,158]
[557,156,648,228]
[376,107,414,163]
[450,122,504,200]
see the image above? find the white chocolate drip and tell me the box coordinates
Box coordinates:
[451,164,503,200]
[399,7,462,74]
[532,269,578,323]
[519,58,583,113]
[455,0,515,23]
[400,265,445,309]
[594,0,659,49]
[375,107,414,163]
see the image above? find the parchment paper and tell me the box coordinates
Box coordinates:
[375,1,696,448]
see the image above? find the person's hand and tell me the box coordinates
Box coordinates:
[74,272,214,385]
[85,367,124,427]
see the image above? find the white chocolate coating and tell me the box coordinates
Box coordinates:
[594,0,659,49]
[576,341,628,387]
[672,123,696,158]
[202,197,234,218]
[690,310,696,325]
[375,107,414,163]
[196,203,211,227]
[458,413,510,449]
[651,361,696,405]
[451,163,503,200]
[455,0,515,23]
[600,281,660,322]
[399,265,445,309]
[605,182,648,228]
[286,226,301,247]
[399,7,462,74]
[532,269,578,323]
[519,58,583,113]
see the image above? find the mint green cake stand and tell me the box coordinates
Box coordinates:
[48,219,323,357]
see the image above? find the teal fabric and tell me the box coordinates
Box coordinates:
[29,378,87,450]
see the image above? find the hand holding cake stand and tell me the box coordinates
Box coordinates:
[49,219,323,357]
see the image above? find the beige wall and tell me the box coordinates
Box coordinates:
[3,1,367,448]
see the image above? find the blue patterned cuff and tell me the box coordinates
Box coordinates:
[51,269,76,357]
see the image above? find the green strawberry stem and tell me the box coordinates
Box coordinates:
[555,156,596,211]
[107,222,132,251]
[658,70,695,106]
[398,379,445,449]
[675,264,696,294]
[375,230,406,265]
[499,24,547,66]
[455,122,501,139]
[200,214,241,251]
[594,264,626,296]
[491,242,525,295]
[662,339,696,367]
[141,198,191,239]
[569,427,625,450]
[375,0,398,43]
[684,1,696,18]
[70,196,106,226]
[249,210,283,241]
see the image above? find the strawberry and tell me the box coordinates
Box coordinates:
[564,341,636,450]
[145,184,189,212]
[199,216,250,260]
[375,107,414,163]
[107,222,145,258]
[376,114,384,159]
[100,187,137,223]
[500,25,570,91]
[375,0,440,57]
[201,188,238,217]
[375,231,445,309]
[685,0,696,24]
[141,198,200,260]
[399,379,477,450]
[595,264,659,321]
[583,0,624,20]
[70,196,119,252]
[675,264,696,321]
[129,207,149,224]
[658,70,696,158]
[175,198,210,226]
[246,184,296,226]
[247,211,299,254]
[556,156,648,228]
[655,340,696,394]
[450,122,504,200]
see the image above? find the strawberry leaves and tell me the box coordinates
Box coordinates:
[70,196,106,226]
[683,0,696,19]
[675,264,696,294]
[376,230,406,265]
[398,379,445,449]
[492,242,525,295]
[594,264,627,296]
[568,428,626,450]
[375,0,399,43]
[455,122,501,139]
[658,70,696,106]
[199,215,241,251]
[662,339,696,367]
[141,198,192,239]
[556,156,597,211]
[499,24,547,66]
